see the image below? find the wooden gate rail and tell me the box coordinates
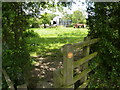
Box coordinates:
[78,79,89,88]
[53,36,100,89]
[73,63,99,84]
[72,38,100,49]
[74,52,98,68]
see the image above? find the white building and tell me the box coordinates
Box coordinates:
[51,15,72,26]
[51,16,62,26]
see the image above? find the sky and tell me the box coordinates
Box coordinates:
[65,0,88,17]
[41,0,88,18]
[67,0,87,13]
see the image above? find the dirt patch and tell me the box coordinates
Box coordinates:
[28,49,83,88]
[28,55,63,88]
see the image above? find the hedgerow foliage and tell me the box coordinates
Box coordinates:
[87,2,120,88]
[2,2,31,88]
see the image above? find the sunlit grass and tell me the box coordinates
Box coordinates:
[26,26,88,57]
[29,27,88,37]
[30,52,37,56]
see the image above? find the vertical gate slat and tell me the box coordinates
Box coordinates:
[80,37,90,84]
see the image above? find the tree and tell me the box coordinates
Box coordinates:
[40,12,51,28]
[49,13,57,20]
[87,2,120,88]
[63,13,72,21]
[72,10,86,24]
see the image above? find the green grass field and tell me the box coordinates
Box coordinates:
[25,26,88,57]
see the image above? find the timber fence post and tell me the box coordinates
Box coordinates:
[62,44,74,88]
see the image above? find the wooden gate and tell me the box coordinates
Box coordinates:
[53,36,100,89]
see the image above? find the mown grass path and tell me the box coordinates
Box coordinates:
[25,27,88,88]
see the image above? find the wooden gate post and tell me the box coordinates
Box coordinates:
[62,44,74,88]
[80,37,90,84]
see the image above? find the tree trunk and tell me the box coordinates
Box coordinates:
[44,23,46,28]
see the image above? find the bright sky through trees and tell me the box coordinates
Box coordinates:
[41,0,88,18]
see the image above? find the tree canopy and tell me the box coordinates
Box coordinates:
[72,10,86,24]
[62,10,86,24]
[39,12,52,28]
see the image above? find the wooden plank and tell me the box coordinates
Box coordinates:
[78,79,89,88]
[74,52,98,68]
[2,69,15,90]
[62,44,74,88]
[73,64,98,84]
[72,38,100,49]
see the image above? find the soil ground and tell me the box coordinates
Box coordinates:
[28,49,83,88]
